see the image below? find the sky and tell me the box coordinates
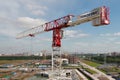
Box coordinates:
[0,0,120,54]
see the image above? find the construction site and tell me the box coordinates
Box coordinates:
[0,6,115,80]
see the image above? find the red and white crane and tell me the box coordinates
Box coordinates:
[16,6,110,73]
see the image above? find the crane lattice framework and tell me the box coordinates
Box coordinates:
[16,6,110,74]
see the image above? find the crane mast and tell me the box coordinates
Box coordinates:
[16,6,110,78]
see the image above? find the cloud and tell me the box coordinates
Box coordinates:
[19,0,48,16]
[114,32,120,36]
[34,37,52,42]
[26,2,47,16]
[0,27,18,38]
[0,17,21,38]
[17,17,46,28]
[114,42,120,45]
[64,30,89,38]
[0,16,46,38]
[100,33,111,37]
[73,41,119,53]
[0,0,48,19]
[75,42,89,47]
[0,0,20,18]
[100,32,120,37]
[0,0,46,38]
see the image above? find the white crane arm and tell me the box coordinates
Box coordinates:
[16,6,109,39]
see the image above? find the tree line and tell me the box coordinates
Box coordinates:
[0,56,51,60]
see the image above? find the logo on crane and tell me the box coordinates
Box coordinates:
[45,15,72,31]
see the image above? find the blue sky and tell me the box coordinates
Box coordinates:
[0,0,120,54]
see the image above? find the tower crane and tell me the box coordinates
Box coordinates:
[16,6,110,75]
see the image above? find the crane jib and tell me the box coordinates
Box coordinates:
[16,6,110,39]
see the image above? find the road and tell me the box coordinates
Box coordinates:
[79,60,115,80]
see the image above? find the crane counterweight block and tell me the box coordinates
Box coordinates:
[92,6,110,26]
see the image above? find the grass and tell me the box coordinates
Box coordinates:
[84,68,97,74]
[81,59,101,67]
[99,66,120,74]
[0,60,31,65]
[63,65,82,69]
